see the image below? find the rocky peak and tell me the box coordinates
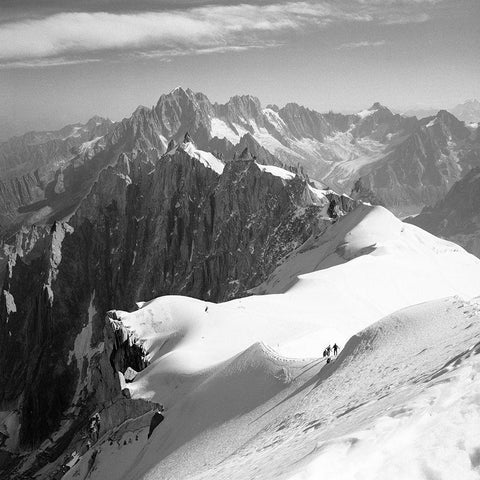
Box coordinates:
[278,103,332,141]
[266,104,280,112]
[166,138,176,152]
[183,132,193,144]
[370,102,389,111]
[84,115,111,130]
[451,99,480,123]
[350,178,384,207]
[218,95,263,123]
[429,110,470,141]
[238,146,253,161]
[153,88,213,142]
[228,94,262,112]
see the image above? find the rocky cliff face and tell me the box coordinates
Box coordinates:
[0,136,357,478]
[406,166,480,257]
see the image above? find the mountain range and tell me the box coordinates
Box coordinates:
[1,88,479,240]
[403,99,480,124]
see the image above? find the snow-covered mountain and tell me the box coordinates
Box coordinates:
[357,109,480,216]
[403,99,480,125]
[133,89,480,216]
[1,87,479,238]
[451,99,480,124]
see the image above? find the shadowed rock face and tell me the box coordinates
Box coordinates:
[0,141,357,478]
[406,166,480,258]
[356,110,480,216]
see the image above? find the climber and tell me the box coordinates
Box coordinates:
[333,343,339,356]
[147,405,165,439]
[326,345,331,356]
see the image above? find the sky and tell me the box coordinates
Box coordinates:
[0,0,479,139]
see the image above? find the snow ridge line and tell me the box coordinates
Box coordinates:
[258,341,319,364]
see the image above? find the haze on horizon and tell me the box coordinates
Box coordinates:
[0,0,479,140]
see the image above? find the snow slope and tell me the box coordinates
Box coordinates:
[63,205,480,480]
[255,163,296,181]
[181,141,224,174]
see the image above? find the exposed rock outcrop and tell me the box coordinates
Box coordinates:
[406,166,480,257]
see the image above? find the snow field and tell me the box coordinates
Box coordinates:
[64,205,480,480]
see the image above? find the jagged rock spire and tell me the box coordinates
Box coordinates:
[166,138,176,153]
[238,147,251,160]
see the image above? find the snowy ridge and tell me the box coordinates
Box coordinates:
[61,204,480,480]
[255,163,296,181]
[181,141,225,174]
[356,108,377,119]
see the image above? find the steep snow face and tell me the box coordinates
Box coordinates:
[62,205,480,480]
[181,142,224,174]
[210,118,241,144]
[255,163,296,181]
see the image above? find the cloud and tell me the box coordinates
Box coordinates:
[0,57,102,69]
[381,12,430,24]
[0,1,440,67]
[336,40,386,49]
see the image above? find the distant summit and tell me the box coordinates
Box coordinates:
[404,100,480,123]
[451,99,480,123]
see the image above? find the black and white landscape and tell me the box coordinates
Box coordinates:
[1,1,480,479]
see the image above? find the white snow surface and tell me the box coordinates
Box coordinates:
[356,108,377,119]
[182,142,224,174]
[64,205,480,480]
[79,135,103,154]
[210,118,241,144]
[255,163,296,181]
[3,289,16,315]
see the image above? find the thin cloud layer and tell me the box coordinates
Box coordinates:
[337,40,386,49]
[0,0,440,67]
